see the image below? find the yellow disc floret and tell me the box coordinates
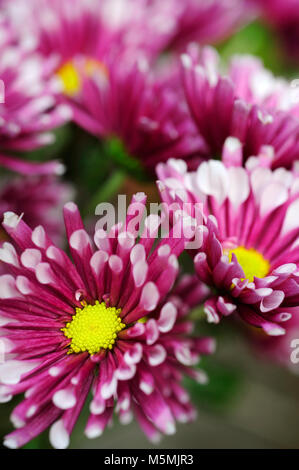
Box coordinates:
[57,58,108,96]
[226,246,270,282]
[61,301,125,355]
[57,62,81,96]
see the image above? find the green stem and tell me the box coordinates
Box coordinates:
[86,169,126,216]
[189,305,206,321]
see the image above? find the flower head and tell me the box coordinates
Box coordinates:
[0,19,71,158]
[2,0,138,99]
[157,151,299,336]
[70,57,204,175]
[99,0,250,56]
[181,45,299,169]
[0,195,214,448]
[2,0,203,176]
[3,0,117,61]
[3,0,251,61]
[156,0,251,52]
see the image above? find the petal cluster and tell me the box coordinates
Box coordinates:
[0,195,214,448]
[0,20,71,158]
[157,149,299,335]
[0,174,73,247]
[2,0,250,60]
[181,44,299,168]
[70,58,203,174]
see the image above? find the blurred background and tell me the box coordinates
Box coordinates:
[1,2,299,449]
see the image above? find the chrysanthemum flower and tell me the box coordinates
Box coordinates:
[69,57,204,175]
[2,0,198,176]
[157,149,299,336]
[0,175,73,247]
[98,0,176,59]
[1,0,131,99]
[181,45,299,169]
[2,0,114,59]
[3,0,251,62]
[0,194,214,448]
[0,18,71,175]
[154,0,251,52]
[100,0,251,56]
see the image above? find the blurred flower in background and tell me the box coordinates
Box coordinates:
[0,16,71,174]
[0,0,298,452]
[69,57,205,175]
[149,0,252,53]
[2,0,252,58]
[98,0,252,57]
[182,44,299,169]
[0,0,254,177]
[0,174,73,247]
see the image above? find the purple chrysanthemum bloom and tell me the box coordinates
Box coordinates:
[97,0,177,59]
[99,0,251,56]
[0,195,214,448]
[181,45,299,169]
[69,57,204,174]
[157,150,299,336]
[2,0,118,61]
[0,18,71,175]
[0,175,73,247]
[2,0,251,61]
[1,0,135,98]
[1,0,204,175]
[152,0,251,53]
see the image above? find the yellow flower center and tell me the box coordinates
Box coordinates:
[61,301,125,355]
[57,62,81,96]
[226,246,270,282]
[56,58,108,96]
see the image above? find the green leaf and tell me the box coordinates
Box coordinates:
[87,168,126,214]
[22,431,51,449]
[19,124,73,163]
[104,137,148,182]
[218,21,292,76]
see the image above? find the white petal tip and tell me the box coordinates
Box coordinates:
[85,426,103,439]
[3,438,19,449]
[3,212,22,228]
[49,420,70,449]
[164,421,176,435]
